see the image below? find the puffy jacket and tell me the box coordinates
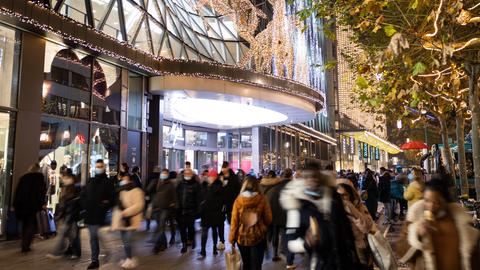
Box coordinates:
[148,179,176,211]
[176,178,202,216]
[390,179,404,200]
[264,178,290,227]
[200,179,225,226]
[81,173,115,225]
[221,170,241,212]
[378,173,392,203]
[404,181,423,208]
[229,191,272,246]
[111,184,145,231]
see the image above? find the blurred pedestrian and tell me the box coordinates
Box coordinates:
[337,179,374,270]
[229,176,272,270]
[198,170,225,258]
[221,161,241,224]
[237,169,246,183]
[148,168,176,253]
[46,170,82,260]
[131,166,143,190]
[81,159,114,269]
[398,177,480,270]
[281,161,359,270]
[259,170,282,261]
[111,172,144,269]
[176,168,202,253]
[144,166,161,231]
[391,172,405,220]
[13,163,47,253]
[404,168,425,208]
[362,171,379,220]
[167,171,178,246]
[378,167,392,224]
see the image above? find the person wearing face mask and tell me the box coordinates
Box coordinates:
[198,170,225,258]
[220,161,241,225]
[46,170,82,260]
[404,168,425,208]
[398,177,480,270]
[176,168,202,253]
[80,159,115,269]
[111,173,145,269]
[147,169,177,253]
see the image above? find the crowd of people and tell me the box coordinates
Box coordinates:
[11,159,480,270]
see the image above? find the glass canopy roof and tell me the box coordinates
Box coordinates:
[49,0,249,64]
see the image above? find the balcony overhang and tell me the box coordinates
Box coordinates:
[339,130,402,154]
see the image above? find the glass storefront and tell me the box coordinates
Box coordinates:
[0,24,19,236]
[128,72,143,130]
[90,125,119,177]
[127,130,141,168]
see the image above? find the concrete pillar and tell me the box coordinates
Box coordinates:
[251,127,260,176]
[147,95,164,172]
[12,33,45,194]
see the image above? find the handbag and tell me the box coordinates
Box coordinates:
[367,230,398,270]
[225,247,241,270]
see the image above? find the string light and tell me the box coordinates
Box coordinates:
[425,0,443,38]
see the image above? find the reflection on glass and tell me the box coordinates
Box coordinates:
[0,112,15,236]
[127,131,141,168]
[217,132,226,148]
[196,151,218,171]
[90,125,119,177]
[43,42,91,120]
[92,60,121,125]
[39,116,89,203]
[186,130,207,147]
[0,25,20,108]
[60,0,87,24]
[163,124,184,147]
[241,130,252,148]
[164,148,185,172]
[128,72,143,130]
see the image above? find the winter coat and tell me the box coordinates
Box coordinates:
[55,183,81,224]
[343,200,374,266]
[148,178,176,211]
[111,184,145,231]
[200,180,225,227]
[280,180,360,270]
[13,172,47,221]
[222,170,241,212]
[404,181,423,208]
[362,177,378,218]
[390,178,404,200]
[80,173,115,225]
[131,173,143,190]
[229,191,272,246]
[260,177,281,195]
[176,178,202,216]
[378,173,392,203]
[264,178,290,227]
[397,200,480,270]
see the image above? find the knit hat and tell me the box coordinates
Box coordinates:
[208,170,218,178]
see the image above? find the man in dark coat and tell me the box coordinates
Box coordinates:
[265,168,294,265]
[198,170,225,258]
[13,163,47,253]
[219,161,241,224]
[176,168,202,253]
[378,167,392,224]
[80,159,114,269]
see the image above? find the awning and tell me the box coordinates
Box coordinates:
[290,124,337,146]
[340,130,402,154]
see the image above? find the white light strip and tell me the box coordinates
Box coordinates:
[288,124,337,146]
[363,131,402,152]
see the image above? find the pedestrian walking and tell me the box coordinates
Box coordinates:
[378,167,392,224]
[147,168,176,253]
[46,170,82,260]
[13,163,47,253]
[281,161,359,270]
[176,168,202,253]
[111,172,145,269]
[131,166,143,190]
[362,171,379,220]
[398,177,480,270]
[220,161,241,225]
[229,176,272,270]
[404,167,425,208]
[259,170,282,261]
[198,170,225,258]
[80,159,115,269]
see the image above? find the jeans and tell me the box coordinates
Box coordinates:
[238,240,266,270]
[201,226,221,251]
[88,225,101,263]
[120,231,133,259]
[217,224,225,243]
[177,214,196,245]
[20,214,36,251]
[268,226,281,257]
[383,202,392,222]
[52,222,80,256]
[281,228,295,266]
[154,209,169,249]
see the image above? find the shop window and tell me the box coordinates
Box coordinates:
[92,60,121,125]
[217,132,227,148]
[128,72,143,130]
[43,42,91,120]
[90,125,120,177]
[241,130,252,148]
[240,151,252,172]
[39,116,89,207]
[0,112,15,236]
[0,25,20,108]
[163,124,184,147]
[186,130,208,147]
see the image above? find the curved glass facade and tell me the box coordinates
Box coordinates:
[51,0,248,64]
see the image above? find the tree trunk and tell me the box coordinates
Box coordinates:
[455,113,468,195]
[468,64,480,199]
[439,116,456,181]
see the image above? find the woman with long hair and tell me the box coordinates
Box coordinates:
[229,176,272,270]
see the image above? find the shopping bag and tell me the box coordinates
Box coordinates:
[6,210,20,240]
[47,210,57,234]
[367,230,398,270]
[36,210,50,235]
[225,247,241,270]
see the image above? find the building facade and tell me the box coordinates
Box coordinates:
[0,0,336,237]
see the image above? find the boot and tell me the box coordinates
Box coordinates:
[169,235,175,246]
[191,240,196,250]
[180,243,187,254]
[213,246,218,255]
